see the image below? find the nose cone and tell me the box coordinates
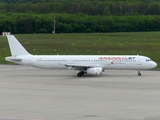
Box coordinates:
[153,62,157,68]
[149,61,157,69]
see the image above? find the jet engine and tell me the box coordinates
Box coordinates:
[87,67,102,75]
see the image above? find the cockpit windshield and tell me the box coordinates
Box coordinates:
[146,59,152,62]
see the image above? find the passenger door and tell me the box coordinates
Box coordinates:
[137,57,141,65]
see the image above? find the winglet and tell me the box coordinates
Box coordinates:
[7,35,30,56]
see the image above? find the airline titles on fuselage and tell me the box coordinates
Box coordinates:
[99,57,136,61]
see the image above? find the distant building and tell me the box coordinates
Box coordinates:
[2,32,10,36]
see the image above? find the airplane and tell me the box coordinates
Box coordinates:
[5,35,157,77]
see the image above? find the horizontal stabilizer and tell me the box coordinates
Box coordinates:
[5,56,22,62]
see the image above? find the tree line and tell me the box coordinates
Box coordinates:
[2,0,160,3]
[1,0,160,33]
[0,13,160,33]
[1,0,160,15]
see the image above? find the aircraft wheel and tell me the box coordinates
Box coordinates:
[77,71,84,77]
[77,73,82,77]
[81,71,84,75]
[138,73,141,76]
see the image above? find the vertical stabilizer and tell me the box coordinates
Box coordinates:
[7,35,30,56]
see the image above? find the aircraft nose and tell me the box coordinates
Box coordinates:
[154,62,157,68]
[149,61,157,69]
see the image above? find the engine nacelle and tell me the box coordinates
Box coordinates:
[87,67,102,75]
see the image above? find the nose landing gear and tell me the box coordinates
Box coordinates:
[138,69,141,76]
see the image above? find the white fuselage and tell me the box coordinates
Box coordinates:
[6,55,157,70]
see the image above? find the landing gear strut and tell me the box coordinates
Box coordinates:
[77,71,84,77]
[138,69,141,76]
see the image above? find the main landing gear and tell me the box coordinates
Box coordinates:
[138,69,141,76]
[77,71,85,77]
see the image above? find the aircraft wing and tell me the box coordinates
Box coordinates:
[65,64,92,67]
[64,64,103,70]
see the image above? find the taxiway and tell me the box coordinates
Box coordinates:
[0,65,160,120]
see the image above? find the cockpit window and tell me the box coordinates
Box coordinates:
[146,59,152,62]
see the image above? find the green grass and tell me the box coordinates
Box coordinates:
[0,32,160,68]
